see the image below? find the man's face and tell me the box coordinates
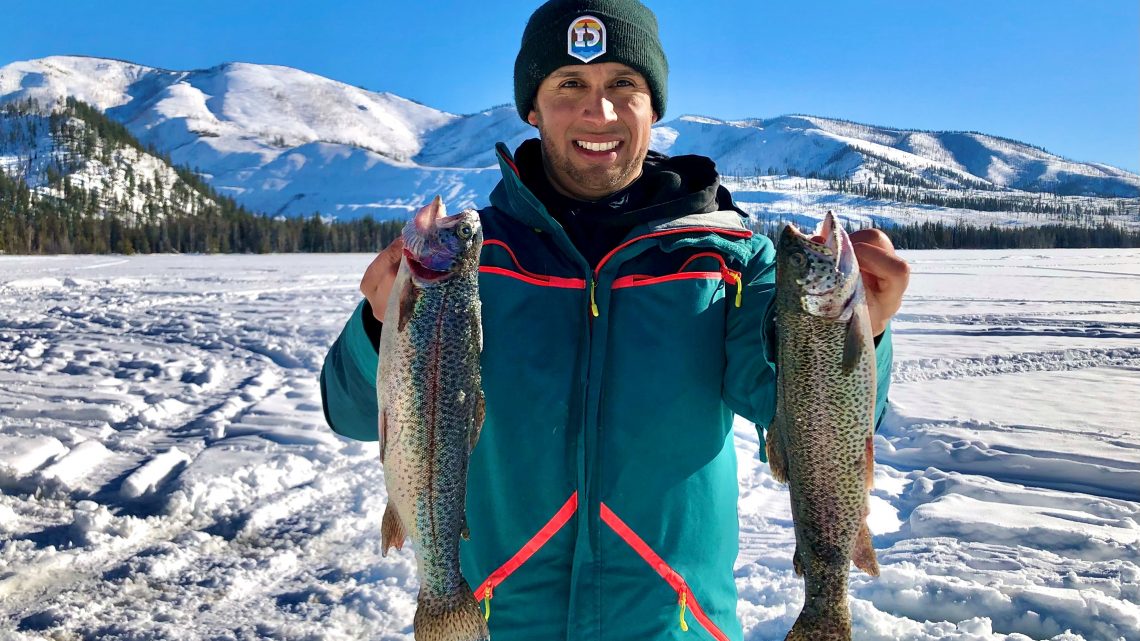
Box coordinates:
[527,62,657,201]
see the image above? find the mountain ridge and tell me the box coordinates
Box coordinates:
[1,55,1136,222]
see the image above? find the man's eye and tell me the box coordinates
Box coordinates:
[613,79,634,87]
[560,80,583,88]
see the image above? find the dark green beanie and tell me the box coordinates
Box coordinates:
[514,0,668,122]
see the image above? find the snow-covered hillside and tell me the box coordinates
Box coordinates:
[0,251,1137,639]
[1,55,1136,222]
[0,105,216,225]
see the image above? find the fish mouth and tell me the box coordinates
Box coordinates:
[783,212,857,298]
[806,213,856,274]
[404,248,453,283]
[804,212,841,256]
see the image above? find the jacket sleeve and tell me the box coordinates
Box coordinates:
[722,235,780,432]
[872,322,893,429]
[722,236,894,451]
[319,299,381,441]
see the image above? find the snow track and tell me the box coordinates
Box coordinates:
[894,346,1140,382]
[2,250,1139,640]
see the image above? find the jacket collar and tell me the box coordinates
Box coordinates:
[488,141,750,252]
[489,142,565,234]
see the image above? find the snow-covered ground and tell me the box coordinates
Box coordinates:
[0,250,1137,640]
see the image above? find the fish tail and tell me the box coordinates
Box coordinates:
[786,567,852,641]
[414,581,489,641]
[784,607,851,641]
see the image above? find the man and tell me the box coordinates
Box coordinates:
[321,1,910,639]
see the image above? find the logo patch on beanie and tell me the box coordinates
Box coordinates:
[567,15,606,62]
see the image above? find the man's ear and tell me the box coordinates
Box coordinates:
[652,110,659,124]
[527,110,539,127]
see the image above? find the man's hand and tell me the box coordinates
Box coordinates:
[360,237,404,321]
[850,229,909,336]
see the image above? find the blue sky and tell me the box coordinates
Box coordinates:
[3,0,1137,171]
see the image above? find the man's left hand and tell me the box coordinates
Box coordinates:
[850,229,910,336]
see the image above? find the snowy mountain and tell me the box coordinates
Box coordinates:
[1,55,1137,223]
[0,99,217,226]
[655,115,1139,197]
[0,98,408,254]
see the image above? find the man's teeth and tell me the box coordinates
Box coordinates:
[576,140,620,152]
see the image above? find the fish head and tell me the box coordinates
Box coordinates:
[777,211,861,321]
[401,196,483,286]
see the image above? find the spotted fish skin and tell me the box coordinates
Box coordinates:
[766,212,879,641]
[377,197,488,641]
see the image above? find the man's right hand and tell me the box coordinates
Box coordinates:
[360,237,404,321]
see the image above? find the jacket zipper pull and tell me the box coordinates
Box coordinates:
[678,589,690,632]
[483,583,494,621]
[590,279,599,317]
[725,269,743,308]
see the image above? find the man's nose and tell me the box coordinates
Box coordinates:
[581,90,618,125]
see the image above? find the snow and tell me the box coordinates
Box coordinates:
[0,249,1138,640]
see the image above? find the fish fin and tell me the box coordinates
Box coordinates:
[397,278,419,332]
[468,390,485,453]
[841,308,867,375]
[852,519,880,576]
[414,581,489,641]
[765,415,789,483]
[461,514,470,541]
[792,543,804,576]
[381,504,406,557]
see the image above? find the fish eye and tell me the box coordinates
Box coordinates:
[456,223,474,240]
[790,254,806,268]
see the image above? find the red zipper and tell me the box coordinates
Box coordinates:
[600,503,730,641]
[606,251,744,307]
[480,239,586,289]
[473,492,579,620]
[591,229,751,317]
[593,227,752,280]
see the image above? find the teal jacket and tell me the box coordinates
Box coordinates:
[320,143,893,641]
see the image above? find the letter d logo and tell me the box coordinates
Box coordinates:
[567,15,606,62]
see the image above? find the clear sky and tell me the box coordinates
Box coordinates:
[3,0,1137,172]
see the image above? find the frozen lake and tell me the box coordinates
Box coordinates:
[0,250,1137,640]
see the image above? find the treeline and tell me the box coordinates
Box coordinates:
[881,220,1140,250]
[0,165,401,253]
[752,219,1140,250]
[0,98,404,254]
[830,179,1132,221]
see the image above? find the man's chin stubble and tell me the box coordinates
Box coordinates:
[541,137,637,200]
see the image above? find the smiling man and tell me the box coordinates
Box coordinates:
[527,62,655,200]
[320,1,909,640]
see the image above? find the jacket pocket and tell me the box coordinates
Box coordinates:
[611,251,743,308]
[600,502,731,641]
[473,492,578,620]
[479,239,586,289]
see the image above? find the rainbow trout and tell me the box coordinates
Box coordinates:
[766,212,879,641]
[377,196,488,641]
